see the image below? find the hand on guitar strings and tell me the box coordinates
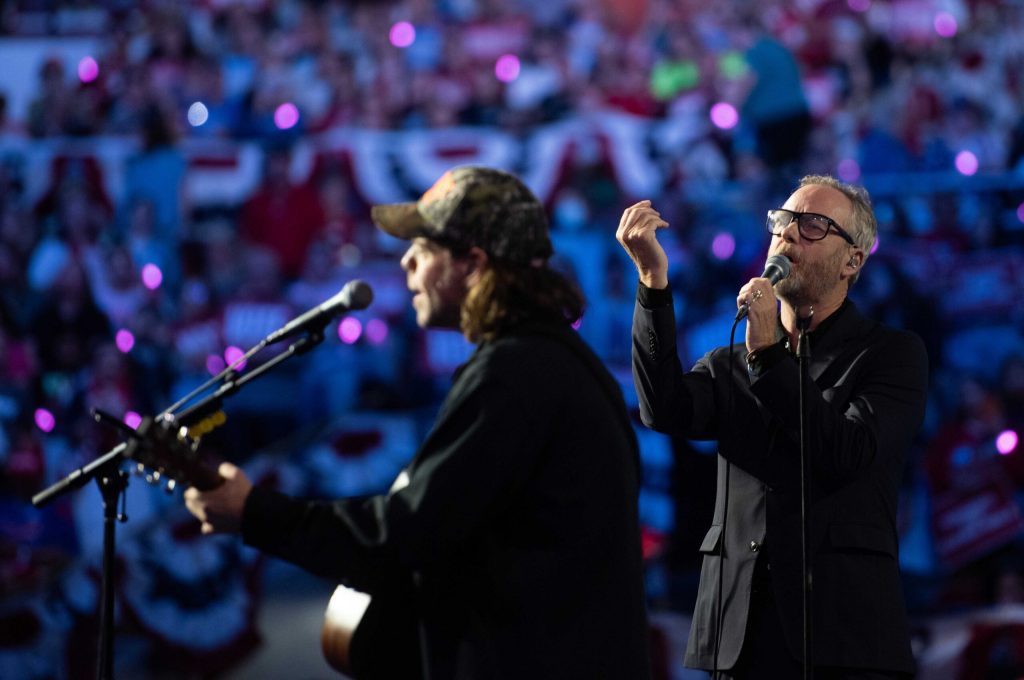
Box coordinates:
[184,462,253,535]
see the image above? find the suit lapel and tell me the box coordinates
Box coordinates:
[809,302,876,387]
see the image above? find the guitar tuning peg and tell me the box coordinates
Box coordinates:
[164,479,177,494]
[134,463,145,475]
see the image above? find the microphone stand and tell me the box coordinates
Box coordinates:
[31,329,328,679]
[796,309,814,680]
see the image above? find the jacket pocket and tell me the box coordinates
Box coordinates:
[699,524,723,554]
[828,522,896,557]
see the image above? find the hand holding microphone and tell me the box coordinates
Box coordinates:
[736,254,791,354]
[734,255,791,321]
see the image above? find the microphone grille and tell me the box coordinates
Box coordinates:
[342,279,374,310]
[765,254,792,282]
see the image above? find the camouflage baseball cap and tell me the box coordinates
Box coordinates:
[371,166,553,265]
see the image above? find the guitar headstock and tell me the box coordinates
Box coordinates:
[124,414,225,492]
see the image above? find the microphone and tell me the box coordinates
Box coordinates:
[735,255,792,321]
[264,280,374,344]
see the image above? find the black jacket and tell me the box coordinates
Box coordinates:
[243,320,651,679]
[632,287,927,673]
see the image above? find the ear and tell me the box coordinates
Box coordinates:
[463,246,490,288]
[843,249,865,279]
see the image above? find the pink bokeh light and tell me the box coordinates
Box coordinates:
[847,0,870,12]
[389,21,416,48]
[572,316,582,330]
[124,411,143,430]
[224,346,246,370]
[837,159,861,183]
[934,13,958,38]
[78,56,99,83]
[115,329,135,353]
[711,232,736,260]
[709,102,739,130]
[274,103,300,130]
[339,317,362,344]
[35,408,56,433]
[955,150,978,176]
[495,55,521,82]
[1017,202,1024,225]
[141,263,163,290]
[206,354,226,376]
[996,430,1019,455]
[365,318,389,345]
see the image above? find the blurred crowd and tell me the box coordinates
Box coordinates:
[2,0,1024,677]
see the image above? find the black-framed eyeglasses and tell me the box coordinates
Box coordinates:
[766,208,856,245]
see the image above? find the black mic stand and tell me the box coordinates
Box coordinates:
[96,464,128,680]
[796,308,814,680]
[31,329,328,679]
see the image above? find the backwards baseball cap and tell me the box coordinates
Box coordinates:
[371,166,553,266]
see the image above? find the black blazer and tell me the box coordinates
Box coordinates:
[632,292,927,673]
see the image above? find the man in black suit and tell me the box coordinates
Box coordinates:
[617,175,927,678]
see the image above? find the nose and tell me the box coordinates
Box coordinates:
[400,247,415,272]
[779,214,801,243]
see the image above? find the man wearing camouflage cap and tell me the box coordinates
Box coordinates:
[185,166,652,679]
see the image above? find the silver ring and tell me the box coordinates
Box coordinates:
[750,289,764,304]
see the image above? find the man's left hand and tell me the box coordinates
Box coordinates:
[738,278,779,353]
[183,462,253,535]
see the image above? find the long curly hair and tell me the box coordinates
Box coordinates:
[460,261,585,343]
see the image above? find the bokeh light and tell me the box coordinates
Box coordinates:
[718,52,748,80]
[572,316,582,330]
[870,236,880,255]
[709,102,739,130]
[495,54,521,83]
[35,408,55,433]
[848,0,871,12]
[934,13,958,38]
[78,57,99,83]
[365,318,389,345]
[389,21,416,48]
[711,232,736,260]
[1017,202,1024,224]
[339,317,362,344]
[274,103,300,130]
[996,430,1019,455]
[224,346,246,370]
[837,159,861,183]
[650,61,700,99]
[955,150,978,176]
[124,411,143,430]
[188,102,209,127]
[206,354,226,376]
[115,329,135,353]
[141,263,163,290]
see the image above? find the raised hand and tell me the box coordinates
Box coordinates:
[616,200,670,289]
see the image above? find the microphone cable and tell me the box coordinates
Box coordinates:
[713,314,742,678]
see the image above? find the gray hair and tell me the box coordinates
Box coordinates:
[798,174,877,285]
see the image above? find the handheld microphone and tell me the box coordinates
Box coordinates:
[735,255,791,321]
[264,280,374,344]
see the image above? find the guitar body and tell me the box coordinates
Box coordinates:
[322,584,422,679]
